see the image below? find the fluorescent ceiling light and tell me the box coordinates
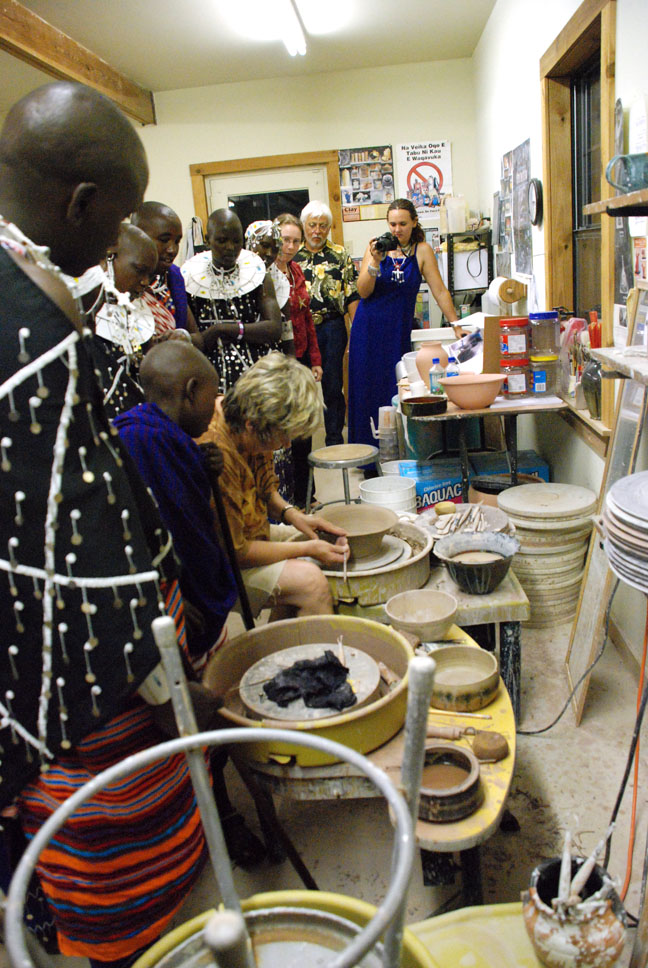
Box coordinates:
[284,0,307,57]
[222,0,307,56]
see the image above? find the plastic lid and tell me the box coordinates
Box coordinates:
[529,312,559,320]
[530,354,559,362]
[432,358,440,363]
[448,357,457,363]
[500,358,529,367]
[499,317,529,327]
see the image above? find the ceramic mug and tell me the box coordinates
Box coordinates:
[605,152,648,193]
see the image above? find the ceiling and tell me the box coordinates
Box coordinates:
[1,0,496,118]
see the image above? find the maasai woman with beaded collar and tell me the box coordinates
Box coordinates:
[181,209,282,391]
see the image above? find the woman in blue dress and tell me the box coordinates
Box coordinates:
[348,199,459,447]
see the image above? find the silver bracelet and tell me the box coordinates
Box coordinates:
[175,328,192,342]
[367,264,380,278]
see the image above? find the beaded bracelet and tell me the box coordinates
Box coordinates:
[237,320,245,341]
[367,264,380,277]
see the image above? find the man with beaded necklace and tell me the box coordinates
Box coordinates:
[0,81,221,968]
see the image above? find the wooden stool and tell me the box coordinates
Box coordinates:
[306,444,382,511]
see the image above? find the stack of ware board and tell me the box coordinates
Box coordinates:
[603,471,648,594]
[497,483,597,628]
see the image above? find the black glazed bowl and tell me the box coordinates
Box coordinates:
[434,531,520,595]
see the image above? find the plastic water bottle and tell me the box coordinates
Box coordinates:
[445,356,460,379]
[429,358,445,396]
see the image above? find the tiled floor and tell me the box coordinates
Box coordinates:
[6,448,648,967]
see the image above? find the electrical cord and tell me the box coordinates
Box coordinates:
[517,578,619,736]
[604,648,648,871]
[619,597,648,900]
[466,246,484,280]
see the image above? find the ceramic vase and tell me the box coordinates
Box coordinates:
[521,857,625,968]
[415,341,448,382]
[581,356,602,421]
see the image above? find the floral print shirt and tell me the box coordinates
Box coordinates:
[294,240,359,324]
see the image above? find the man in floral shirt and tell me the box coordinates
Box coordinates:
[295,201,359,446]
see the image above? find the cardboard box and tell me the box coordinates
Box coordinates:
[469,449,550,483]
[394,459,464,512]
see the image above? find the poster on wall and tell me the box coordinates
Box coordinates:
[511,138,532,276]
[338,146,394,220]
[499,151,513,248]
[396,141,452,216]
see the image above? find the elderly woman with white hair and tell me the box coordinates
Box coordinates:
[294,200,359,447]
[198,352,349,618]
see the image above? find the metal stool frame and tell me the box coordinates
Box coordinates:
[306,445,382,511]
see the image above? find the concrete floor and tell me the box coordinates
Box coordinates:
[6,453,648,967]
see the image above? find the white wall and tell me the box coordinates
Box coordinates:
[472,0,648,661]
[138,59,478,249]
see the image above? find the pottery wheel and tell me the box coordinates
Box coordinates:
[238,643,381,721]
[328,533,411,574]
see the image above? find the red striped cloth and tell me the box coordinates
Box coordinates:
[18,581,209,961]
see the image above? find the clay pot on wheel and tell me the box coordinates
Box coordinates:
[521,856,625,968]
[416,342,449,382]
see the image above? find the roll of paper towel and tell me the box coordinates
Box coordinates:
[487,276,527,306]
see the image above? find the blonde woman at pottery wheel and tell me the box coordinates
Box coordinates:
[349,198,460,450]
[198,352,349,619]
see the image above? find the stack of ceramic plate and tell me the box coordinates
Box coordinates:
[603,471,648,593]
[497,483,596,627]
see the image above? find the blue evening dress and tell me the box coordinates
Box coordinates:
[348,246,421,446]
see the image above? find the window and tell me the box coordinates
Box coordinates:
[541,0,616,429]
[572,57,601,317]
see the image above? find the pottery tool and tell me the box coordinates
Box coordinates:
[378,661,400,687]
[568,824,614,902]
[426,723,476,740]
[336,633,345,664]
[555,829,573,908]
[428,708,492,721]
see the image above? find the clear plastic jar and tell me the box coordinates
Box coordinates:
[500,358,530,397]
[529,312,560,357]
[530,355,559,395]
[500,317,530,358]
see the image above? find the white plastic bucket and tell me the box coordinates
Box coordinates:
[381,461,402,475]
[360,476,416,512]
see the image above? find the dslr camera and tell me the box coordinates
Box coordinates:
[373,231,399,253]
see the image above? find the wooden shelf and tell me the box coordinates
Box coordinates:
[583,187,648,217]
[590,346,648,385]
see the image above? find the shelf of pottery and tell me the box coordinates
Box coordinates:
[590,347,648,595]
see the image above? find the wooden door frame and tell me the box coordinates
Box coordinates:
[540,0,616,427]
[189,150,344,245]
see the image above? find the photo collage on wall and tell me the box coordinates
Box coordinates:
[339,145,394,221]
[496,138,532,277]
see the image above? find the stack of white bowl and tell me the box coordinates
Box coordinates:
[359,475,417,514]
[603,471,648,593]
[497,483,597,627]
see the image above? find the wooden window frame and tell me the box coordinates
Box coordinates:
[541,0,616,432]
[189,150,345,246]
